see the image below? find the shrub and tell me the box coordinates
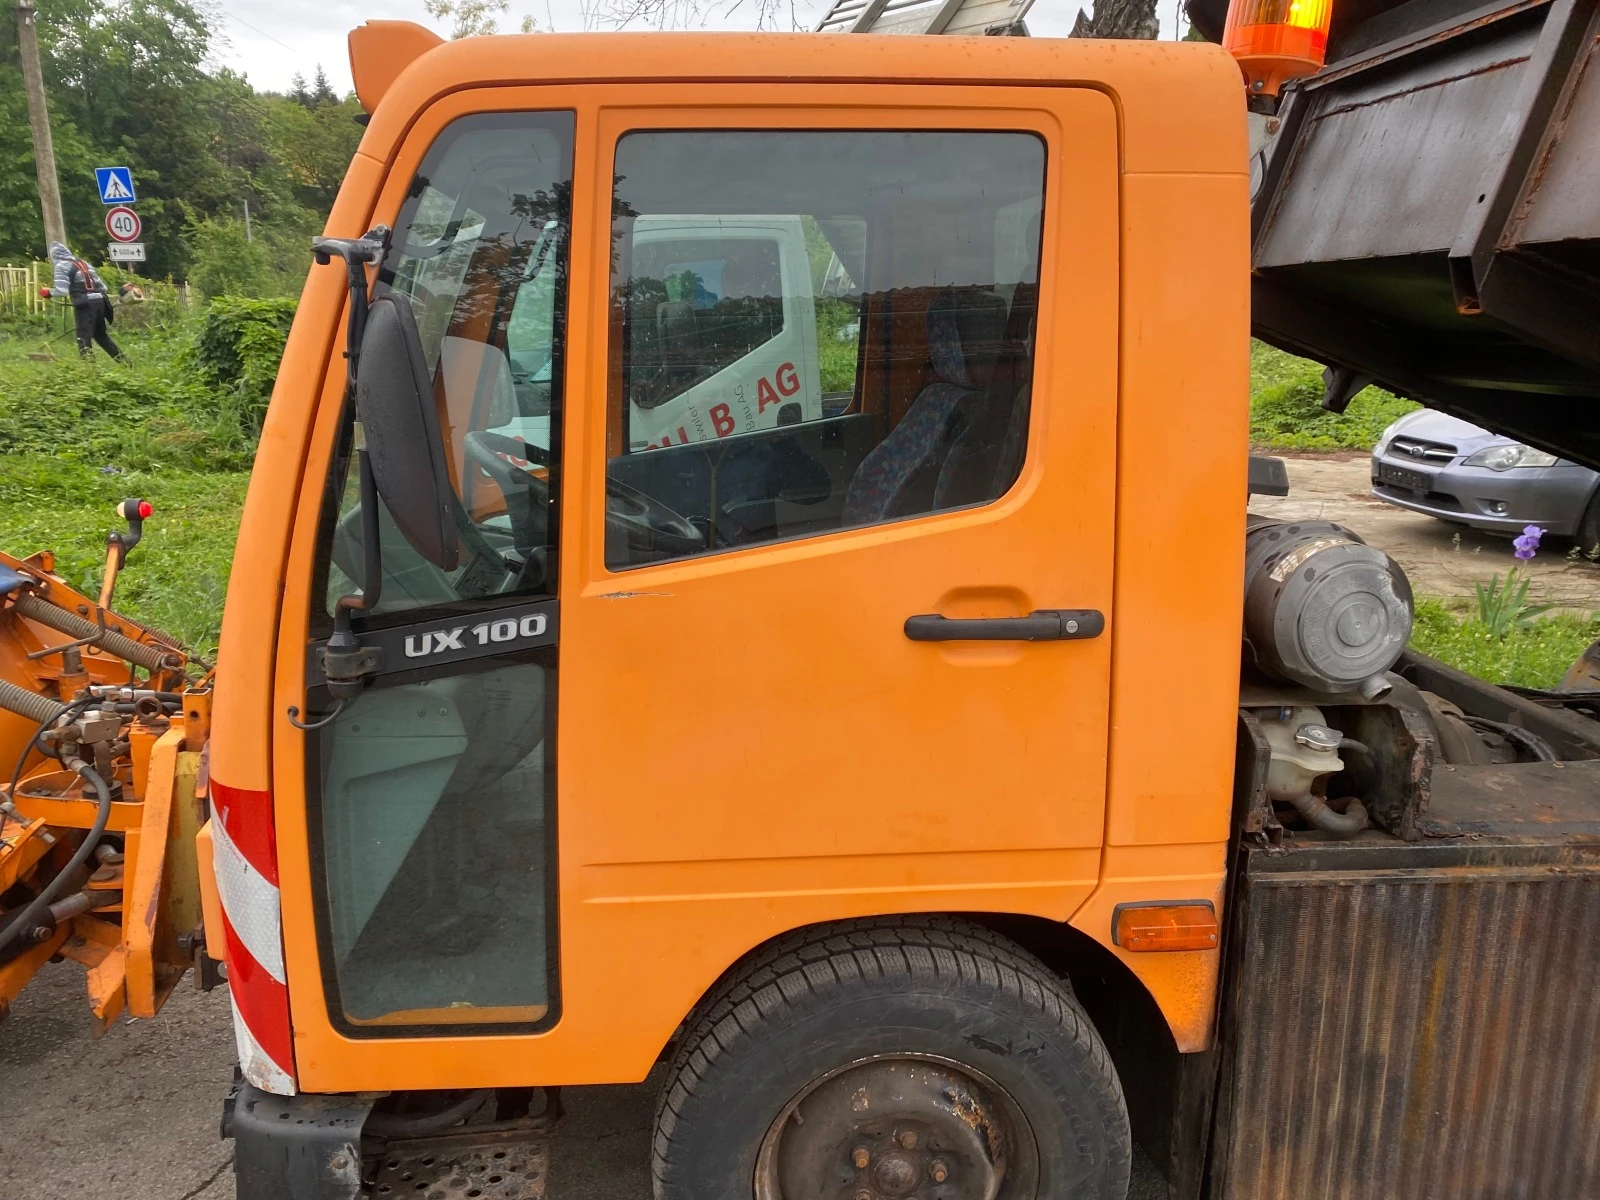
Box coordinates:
[186,215,276,300]
[189,296,298,434]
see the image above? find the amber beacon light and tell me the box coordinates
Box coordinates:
[1223,0,1333,99]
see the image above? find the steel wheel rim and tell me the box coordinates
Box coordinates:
[753,1052,1041,1200]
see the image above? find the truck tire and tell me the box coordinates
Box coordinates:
[1578,487,1600,557]
[651,916,1131,1200]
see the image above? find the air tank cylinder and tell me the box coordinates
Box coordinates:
[1243,519,1413,697]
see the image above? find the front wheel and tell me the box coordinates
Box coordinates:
[651,917,1131,1200]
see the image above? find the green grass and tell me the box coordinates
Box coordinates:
[0,311,258,654]
[0,460,248,654]
[1250,340,1419,452]
[1409,597,1598,690]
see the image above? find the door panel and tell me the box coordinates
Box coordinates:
[272,83,1120,1091]
[562,94,1120,923]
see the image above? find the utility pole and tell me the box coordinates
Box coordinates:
[16,1,66,252]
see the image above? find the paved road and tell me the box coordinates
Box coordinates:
[3,965,1161,1199]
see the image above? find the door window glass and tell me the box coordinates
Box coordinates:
[319,111,573,621]
[606,130,1044,569]
[308,111,571,1035]
[627,231,787,418]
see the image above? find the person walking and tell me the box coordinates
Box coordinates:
[41,242,125,362]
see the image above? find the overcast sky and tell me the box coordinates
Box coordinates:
[208,0,1188,95]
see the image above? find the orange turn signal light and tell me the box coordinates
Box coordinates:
[1112,902,1220,953]
[1223,0,1334,98]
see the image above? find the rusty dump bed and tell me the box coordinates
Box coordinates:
[1191,0,1600,470]
[1205,652,1600,1198]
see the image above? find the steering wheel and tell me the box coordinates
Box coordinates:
[464,431,550,560]
[605,476,704,560]
[464,430,704,562]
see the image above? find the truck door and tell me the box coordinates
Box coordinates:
[291,111,574,1038]
[274,89,1118,1086]
[561,93,1122,1002]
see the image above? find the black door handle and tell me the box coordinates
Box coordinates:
[904,609,1105,642]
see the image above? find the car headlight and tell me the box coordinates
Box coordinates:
[1463,443,1560,471]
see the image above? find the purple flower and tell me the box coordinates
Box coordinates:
[1513,524,1545,561]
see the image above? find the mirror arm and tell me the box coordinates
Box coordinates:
[312,225,391,402]
[320,448,386,699]
[335,449,384,620]
[309,228,392,704]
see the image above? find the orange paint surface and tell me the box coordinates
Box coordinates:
[211,31,1249,1090]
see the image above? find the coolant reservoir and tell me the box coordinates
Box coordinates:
[1243,520,1413,696]
[1258,707,1344,801]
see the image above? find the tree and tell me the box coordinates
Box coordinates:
[266,90,363,214]
[593,0,793,30]
[1070,0,1160,39]
[186,213,273,298]
[425,0,510,37]
[310,65,336,108]
[288,71,310,108]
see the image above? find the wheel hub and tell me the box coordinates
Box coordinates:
[757,1058,1012,1200]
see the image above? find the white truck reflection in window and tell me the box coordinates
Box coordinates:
[458,216,830,469]
[621,216,823,452]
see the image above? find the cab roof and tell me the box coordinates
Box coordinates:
[346,27,1247,177]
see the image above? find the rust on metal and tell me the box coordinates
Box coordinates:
[1214,834,1600,1199]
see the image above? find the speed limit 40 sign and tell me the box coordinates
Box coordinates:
[105,206,142,243]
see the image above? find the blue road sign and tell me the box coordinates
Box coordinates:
[95,166,136,205]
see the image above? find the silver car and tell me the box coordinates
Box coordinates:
[1371,410,1600,545]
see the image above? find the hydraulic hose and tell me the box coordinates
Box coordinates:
[1462,716,1558,763]
[364,1089,495,1137]
[12,592,179,673]
[0,762,113,956]
[1286,790,1368,838]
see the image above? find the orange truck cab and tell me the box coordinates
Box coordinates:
[203,20,1600,1200]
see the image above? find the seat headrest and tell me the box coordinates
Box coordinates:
[926,288,1009,388]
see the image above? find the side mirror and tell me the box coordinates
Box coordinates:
[356,294,459,571]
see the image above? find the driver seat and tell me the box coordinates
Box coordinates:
[841,288,1007,525]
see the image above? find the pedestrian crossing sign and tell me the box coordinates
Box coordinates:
[95,166,137,205]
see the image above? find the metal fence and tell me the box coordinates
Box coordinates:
[0,262,47,317]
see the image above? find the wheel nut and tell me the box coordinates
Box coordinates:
[930,1159,949,1183]
[855,1191,873,1200]
[898,1129,918,1150]
[853,1147,871,1170]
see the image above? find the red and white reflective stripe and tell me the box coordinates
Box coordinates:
[210,780,296,1095]
[211,813,284,980]
[230,991,295,1095]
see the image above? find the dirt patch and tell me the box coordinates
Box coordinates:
[1249,453,1600,609]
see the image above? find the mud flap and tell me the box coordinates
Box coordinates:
[227,1079,552,1200]
[228,1081,373,1200]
